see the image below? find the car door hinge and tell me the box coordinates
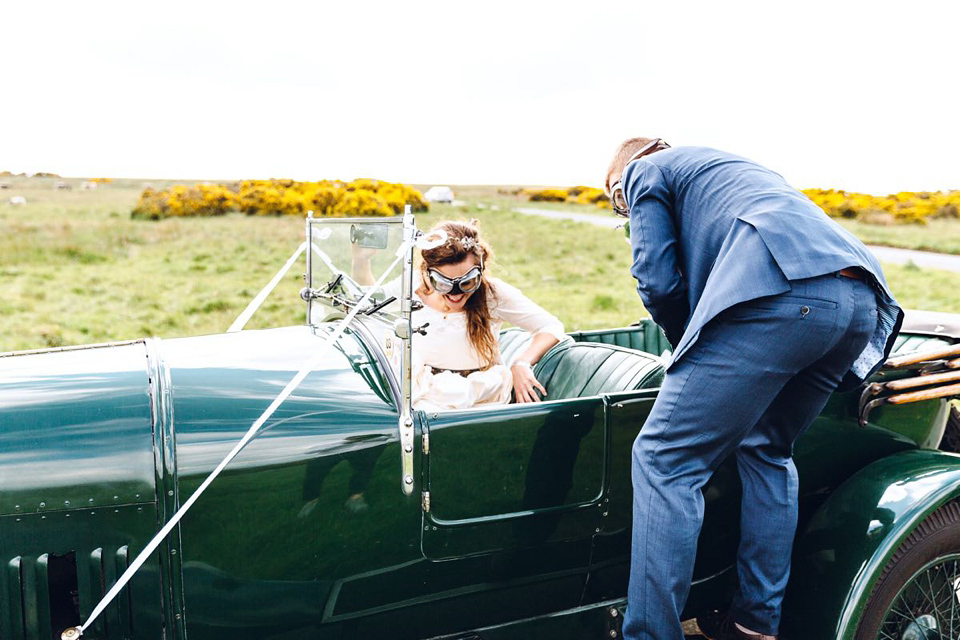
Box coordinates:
[421,490,431,512]
[422,432,430,455]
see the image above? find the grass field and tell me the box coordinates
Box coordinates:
[2,177,959,352]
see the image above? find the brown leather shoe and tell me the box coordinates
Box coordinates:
[696,611,777,640]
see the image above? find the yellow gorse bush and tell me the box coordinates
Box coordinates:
[527,188,571,203]
[802,189,960,225]
[132,184,237,220]
[527,184,959,223]
[132,179,428,220]
[526,186,610,207]
[574,187,609,206]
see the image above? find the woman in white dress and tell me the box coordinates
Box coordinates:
[359,220,564,412]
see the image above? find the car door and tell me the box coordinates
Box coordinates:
[419,397,605,630]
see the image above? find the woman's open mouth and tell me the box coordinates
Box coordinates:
[444,293,465,305]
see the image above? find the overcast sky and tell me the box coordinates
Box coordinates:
[2,1,957,193]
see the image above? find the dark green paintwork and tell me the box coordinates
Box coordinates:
[0,341,164,639]
[0,319,958,639]
[0,342,156,516]
[783,449,960,639]
[157,324,418,639]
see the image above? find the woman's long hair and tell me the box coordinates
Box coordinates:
[418,220,498,368]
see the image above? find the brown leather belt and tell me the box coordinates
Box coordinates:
[837,267,866,281]
[430,366,481,377]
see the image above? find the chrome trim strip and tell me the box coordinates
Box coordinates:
[0,339,145,358]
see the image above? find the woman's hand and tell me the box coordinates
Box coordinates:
[511,361,547,403]
[350,243,379,262]
[349,243,377,286]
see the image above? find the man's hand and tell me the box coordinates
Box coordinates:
[511,361,547,403]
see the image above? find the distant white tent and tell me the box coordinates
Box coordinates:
[424,186,454,203]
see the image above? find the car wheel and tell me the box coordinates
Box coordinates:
[939,404,960,454]
[855,501,960,639]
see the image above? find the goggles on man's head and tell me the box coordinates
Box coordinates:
[428,265,484,295]
[610,138,671,217]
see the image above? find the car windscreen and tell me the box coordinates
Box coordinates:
[307,218,406,323]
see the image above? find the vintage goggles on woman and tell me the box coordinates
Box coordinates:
[610,138,671,217]
[428,265,483,295]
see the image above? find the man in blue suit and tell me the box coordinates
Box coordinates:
[604,139,903,640]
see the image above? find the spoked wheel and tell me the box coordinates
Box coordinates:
[857,503,960,639]
[876,554,960,639]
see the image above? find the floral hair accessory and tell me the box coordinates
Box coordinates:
[416,229,448,250]
[459,237,476,251]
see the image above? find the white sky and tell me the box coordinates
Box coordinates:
[2,1,958,193]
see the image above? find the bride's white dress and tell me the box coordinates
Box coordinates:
[408,277,564,412]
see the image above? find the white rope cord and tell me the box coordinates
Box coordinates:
[75,247,408,637]
[227,242,307,333]
[227,233,359,334]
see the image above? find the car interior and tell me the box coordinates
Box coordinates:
[498,322,669,404]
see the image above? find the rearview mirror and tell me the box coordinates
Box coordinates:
[350,223,389,250]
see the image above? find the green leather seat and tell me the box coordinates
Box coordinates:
[568,321,672,357]
[533,342,665,400]
[498,328,665,400]
[498,328,535,366]
[891,333,952,355]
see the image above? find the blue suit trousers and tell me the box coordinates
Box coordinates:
[623,273,878,639]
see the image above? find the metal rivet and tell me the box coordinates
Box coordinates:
[171,549,177,555]
[89,498,94,503]
[404,475,414,484]
[610,609,619,618]
[175,613,182,620]
[404,445,413,453]
[39,502,46,508]
[64,500,70,506]
[609,630,618,638]
[595,528,601,533]
[113,495,119,500]
[14,505,20,510]
[168,490,174,497]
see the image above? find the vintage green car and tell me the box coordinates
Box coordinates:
[2,213,960,640]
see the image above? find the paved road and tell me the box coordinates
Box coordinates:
[514,207,960,273]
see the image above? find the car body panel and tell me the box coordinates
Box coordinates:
[0,342,156,516]
[158,325,426,638]
[782,449,960,639]
[0,342,165,640]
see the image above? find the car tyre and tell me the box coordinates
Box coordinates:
[855,500,960,639]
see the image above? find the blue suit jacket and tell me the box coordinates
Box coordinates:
[623,146,903,385]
